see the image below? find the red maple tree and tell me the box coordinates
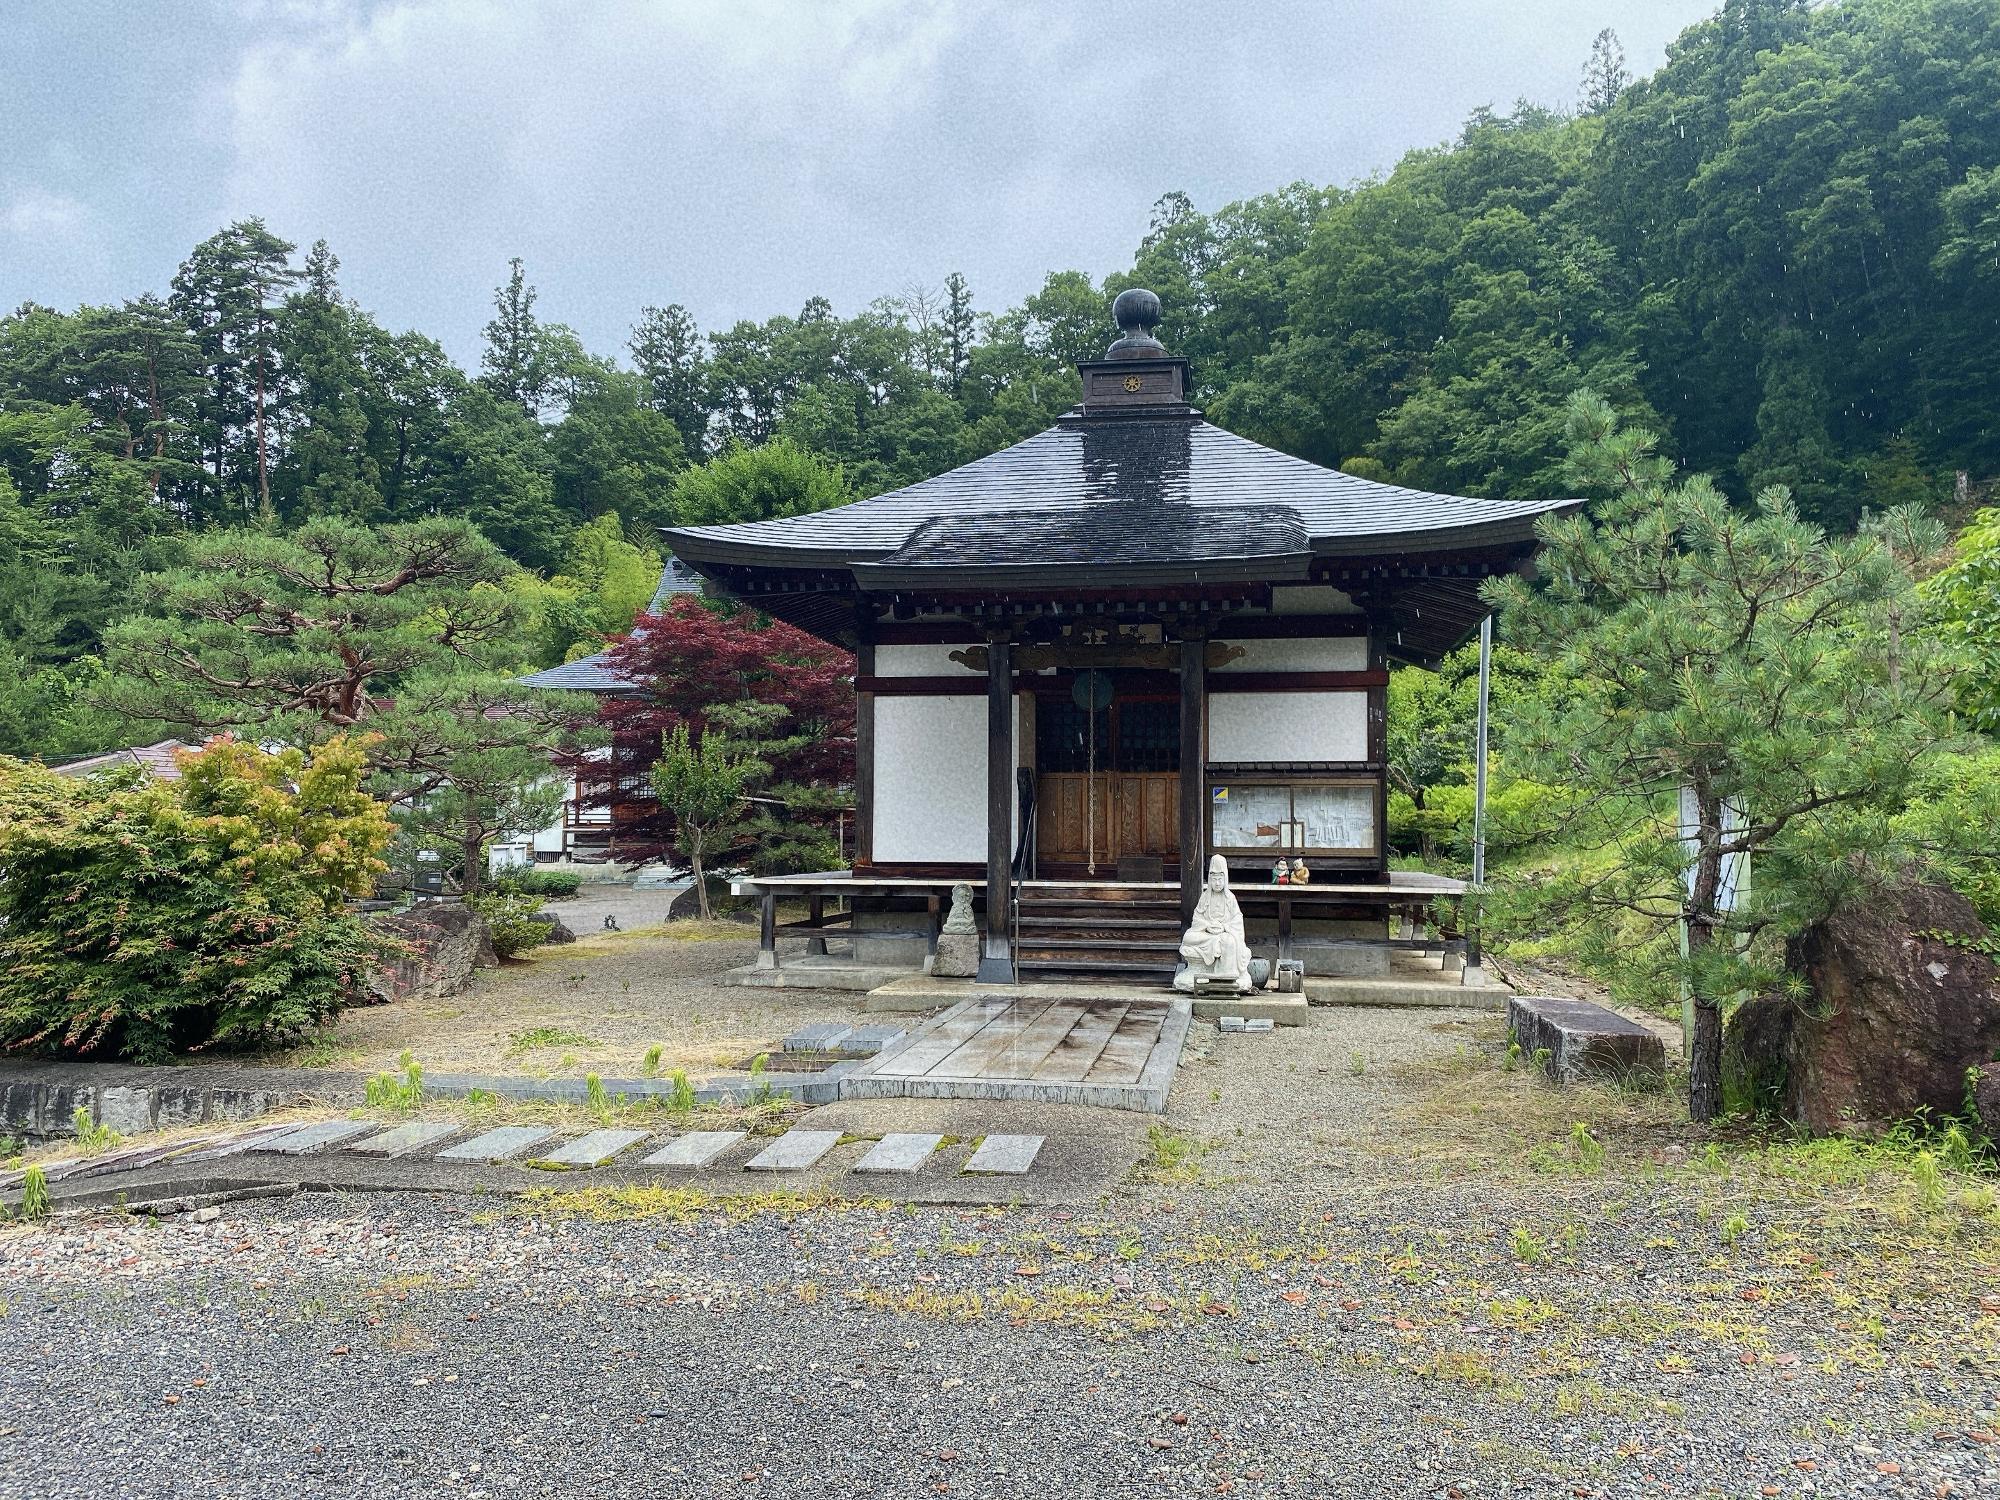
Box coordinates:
[582,597,855,864]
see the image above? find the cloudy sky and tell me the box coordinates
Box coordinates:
[3,0,1717,364]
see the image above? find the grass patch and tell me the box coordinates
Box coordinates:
[1134,1124,1207,1185]
[507,1026,601,1056]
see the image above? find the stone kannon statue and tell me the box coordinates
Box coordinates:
[1174,855,1252,994]
[931,882,979,978]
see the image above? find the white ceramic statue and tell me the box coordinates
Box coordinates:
[1174,855,1252,994]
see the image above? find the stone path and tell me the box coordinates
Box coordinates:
[157,1117,1055,1183]
[841,996,1190,1111]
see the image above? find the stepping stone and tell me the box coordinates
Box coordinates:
[438,1126,554,1163]
[256,1120,377,1155]
[782,1022,852,1053]
[641,1131,746,1169]
[853,1132,943,1174]
[534,1129,649,1168]
[962,1134,1043,1175]
[351,1121,458,1157]
[836,1023,907,1057]
[743,1129,842,1172]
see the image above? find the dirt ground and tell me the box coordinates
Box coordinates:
[277,921,882,1080]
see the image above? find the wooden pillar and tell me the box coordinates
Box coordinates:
[806,892,827,955]
[1176,624,1209,925]
[977,629,1015,983]
[852,624,875,869]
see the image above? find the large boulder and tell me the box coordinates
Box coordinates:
[363,904,498,1005]
[1973,1063,2000,1144]
[1724,879,2000,1133]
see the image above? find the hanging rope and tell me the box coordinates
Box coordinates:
[1086,696,1098,876]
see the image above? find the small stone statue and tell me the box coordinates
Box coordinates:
[1174,855,1252,995]
[931,882,979,978]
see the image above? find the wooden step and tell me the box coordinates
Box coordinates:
[1015,957,1179,979]
[1018,915,1182,932]
[1016,938,1180,959]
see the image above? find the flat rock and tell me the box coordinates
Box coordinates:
[256,1120,377,1156]
[1507,994,1665,1085]
[743,1129,842,1171]
[963,1134,1042,1175]
[641,1131,747,1168]
[853,1132,943,1174]
[535,1129,649,1168]
[350,1121,459,1157]
[437,1125,554,1163]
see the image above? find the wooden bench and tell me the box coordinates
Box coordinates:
[1506,994,1666,1084]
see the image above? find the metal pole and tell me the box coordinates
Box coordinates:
[1467,615,1493,977]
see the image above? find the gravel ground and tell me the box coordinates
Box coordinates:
[5,946,1999,1497]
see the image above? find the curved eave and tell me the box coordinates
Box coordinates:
[663,500,1579,579]
[850,549,1313,594]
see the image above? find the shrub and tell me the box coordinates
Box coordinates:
[496,868,583,900]
[465,889,557,958]
[0,736,393,1061]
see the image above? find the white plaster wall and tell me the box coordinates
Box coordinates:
[875,644,978,676]
[872,695,1020,862]
[1208,691,1368,763]
[1213,637,1367,672]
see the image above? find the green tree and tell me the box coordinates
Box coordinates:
[169,219,299,518]
[629,302,711,458]
[650,723,753,920]
[669,436,852,525]
[1485,394,1961,1122]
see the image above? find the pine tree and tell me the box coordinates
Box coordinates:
[942,271,975,395]
[1486,394,1960,1122]
[481,257,546,417]
[629,303,711,458]
[1580,28,1629,114]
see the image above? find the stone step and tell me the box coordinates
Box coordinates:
[852,1132,944,1174]
[437,1125,555,1163]
[256,1120,378,1156]
[743,1128,843,1172]
[351,1121,459,1158]
[641,1131,747,1168]
[962,1134,1043,1175]
[533,1129,650,1168]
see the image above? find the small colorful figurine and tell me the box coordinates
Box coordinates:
[1292,858,1311,885]
[1271,857,1290,884]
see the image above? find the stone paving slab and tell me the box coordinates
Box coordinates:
[963,1134,1043,1175]
[836,1023,907,1057]
[534,1129,649,1168]
[743,1129,842,1172]
[782,1022,852,1053]
[350,1121,459,1157]
[256,1120,377,1155]
[437,1126,554,1163]
[641,1131,747,1168]
[852,1132,943,1174]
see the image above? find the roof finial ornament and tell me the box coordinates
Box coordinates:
[1106,287,1166,358]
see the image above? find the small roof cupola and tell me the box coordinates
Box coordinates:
[1076,287,1190,415]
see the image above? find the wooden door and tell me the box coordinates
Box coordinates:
[1036,771,1178,871]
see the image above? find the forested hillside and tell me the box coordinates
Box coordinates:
[3,0,1998,763]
